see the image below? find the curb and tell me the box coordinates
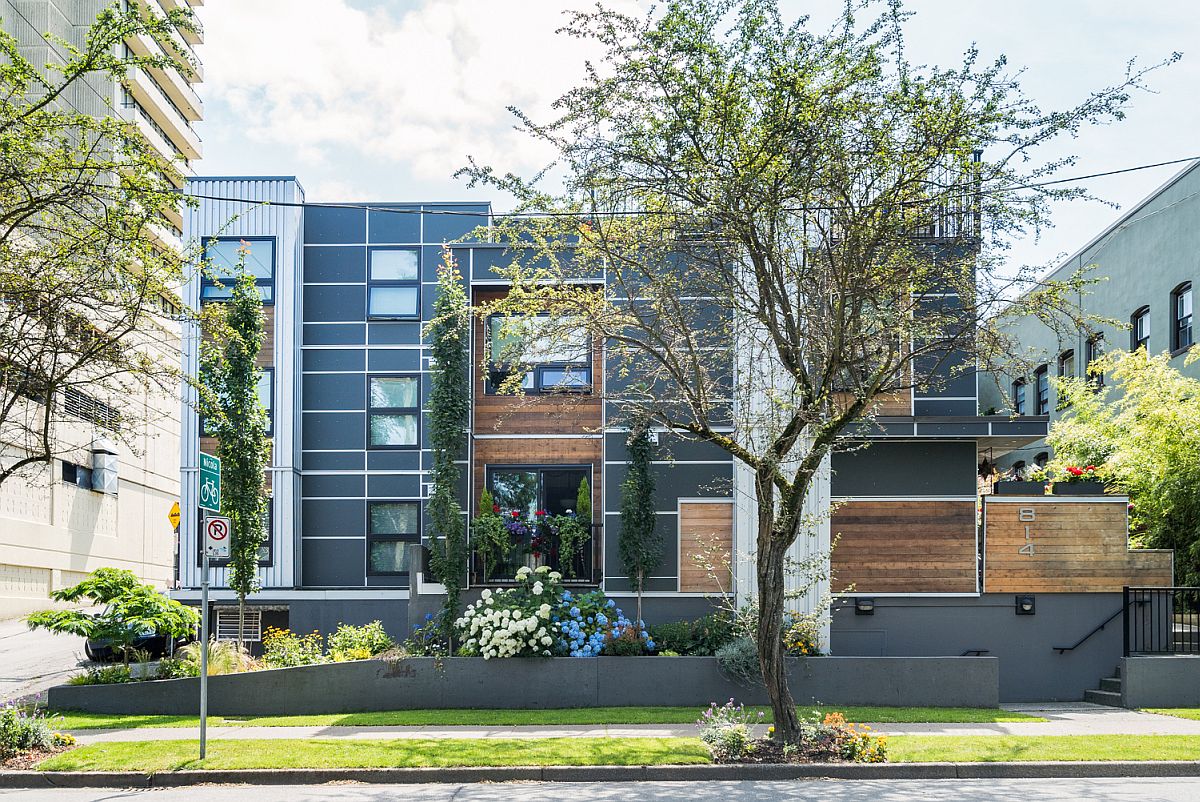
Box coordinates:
[2,761,1200,787]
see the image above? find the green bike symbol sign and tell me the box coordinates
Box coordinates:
[199,452,221,513]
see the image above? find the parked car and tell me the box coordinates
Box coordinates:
[83,611,192,662]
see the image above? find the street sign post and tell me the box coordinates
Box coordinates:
[204,516,232,559]
[199,453,221,513]
[198,509,229,761]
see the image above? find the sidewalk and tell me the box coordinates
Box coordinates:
[64,703,1200,744]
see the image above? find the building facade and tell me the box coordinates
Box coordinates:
[0,0,203,619]
[982,160,1199,474]
[179,176,1176,700]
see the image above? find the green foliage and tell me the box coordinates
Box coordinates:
[198,249,271,640]
[261,627,327,669]
[715,638,762,687]
[0,707,54,759]
[1047,348,1200,583]
[552,513,590,579]
[649,613,737,656]
[66,665,132,686]
[176,639,256,676]
[456,567,563,658]
[576,477,592,525]
[25,568,199,667]
[619,418,662,622]
[0,5,201,487]
[327,621,395,662]
[155,656,200,680]
[425,251,471,645]
[472,488,510,581]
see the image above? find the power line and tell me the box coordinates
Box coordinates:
[171,154,1200,220]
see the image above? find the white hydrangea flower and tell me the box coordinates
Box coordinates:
[549,572,562,581]
[480,589,492,599]
[532,581,544,595]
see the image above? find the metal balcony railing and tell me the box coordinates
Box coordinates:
[1124,586,1200,656]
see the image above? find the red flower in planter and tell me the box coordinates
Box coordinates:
[1066,466,1084,477]
[535,509,546,517]
[492,504,500,514]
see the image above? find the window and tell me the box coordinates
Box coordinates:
[368,376,419,448]
[1057,349,1075,378]
[1033,365,1049,415]
[487,465,590,519]
[1172,282,1193,352]
[61,461,93,489]
[1131,306,1150,351]
[1011,378,1026,415]
[1085,334,1105,388]
[1011,460,1027,480]
[487,315,591,393]
[367,501,420,575]
[367,248,420,319]
[200,238,275,303]
[1034,451,1049,468]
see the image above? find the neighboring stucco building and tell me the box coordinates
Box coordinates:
[981,160,1199,474]
[0,0,203,619]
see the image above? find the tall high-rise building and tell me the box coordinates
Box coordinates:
[0,0,203,619]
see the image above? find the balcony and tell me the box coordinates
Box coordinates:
[469,523,602,587]
[125,68,202,159]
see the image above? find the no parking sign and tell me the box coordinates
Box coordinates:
[204,515,232,558]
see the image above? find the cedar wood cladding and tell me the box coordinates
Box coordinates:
[830,500,978,593]
[678,501,734,593]
[983,497,1173,592]
[470,289,603,517]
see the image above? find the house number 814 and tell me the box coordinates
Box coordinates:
[1018,507,1035,556]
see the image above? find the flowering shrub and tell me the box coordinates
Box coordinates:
[327,620,395,662]
[811,712,888,763]
[0,707,54,759]
[558,589,653,657]
[456,566,562,659]
[262,626,326,668]
[404,614,449,657]
[782,611,822,656]
[696,699,764,762]
[1060,464,1101,483]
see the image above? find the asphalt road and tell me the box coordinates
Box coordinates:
[0,618,90,705]
[1,779,1198,802]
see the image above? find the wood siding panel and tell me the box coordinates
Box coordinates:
[471,437,602,517]
[833,390,912,417]
[830,501,977,593]
[679,501,733,593]
[983,498,1173,592]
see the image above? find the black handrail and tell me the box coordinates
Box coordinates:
[1053,605,1124,654]
[960,649,989,656]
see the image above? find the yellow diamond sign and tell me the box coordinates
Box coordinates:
[168,501,181,529]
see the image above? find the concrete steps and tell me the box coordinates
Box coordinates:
[1083,665,1124,707]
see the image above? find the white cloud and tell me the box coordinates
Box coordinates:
[200,0,646,194]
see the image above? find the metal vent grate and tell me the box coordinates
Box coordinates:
[214,609,262,642]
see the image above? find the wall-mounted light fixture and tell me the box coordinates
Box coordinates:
[1015,595,1036,616]
[855,598,875,616]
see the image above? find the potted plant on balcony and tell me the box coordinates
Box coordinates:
[992,465,1046,495]
[1050,464,1107,495]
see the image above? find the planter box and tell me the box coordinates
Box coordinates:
[47,655,999,715]
[1051,481,1106,495]
[993,481,1045,495]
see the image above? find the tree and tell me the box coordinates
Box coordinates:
[0,4,199,487]
[619,416,662,629]
[1047,347,1200,585]
[425,249,471,646]
[26,567,199,668]
[459,0,1170,741]
[198,250,270,648]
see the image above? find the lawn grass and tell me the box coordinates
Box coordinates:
[1144,708,1200,721]
[888,734,1200,763]
[48,705,1043,730]
[35,737,710,772]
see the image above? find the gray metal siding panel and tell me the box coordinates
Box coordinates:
[831,441,977,496]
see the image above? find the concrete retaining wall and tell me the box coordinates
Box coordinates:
[48,656,998,715]
[1121,656,1200,708]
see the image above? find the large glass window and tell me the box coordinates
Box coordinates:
[367,501,420,575]
[1131,306,1150,351]
[1011,378,1026,416]
[367,248,420,319]
[1033,365,1049,415]
[200,238,275,303]
[1172,283,1193,352]
[1085,334,1105,388]
[487,315,591,393]
[368,375,419,448]
[487,466,590,518]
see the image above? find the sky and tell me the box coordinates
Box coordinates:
[195,0,1200,274]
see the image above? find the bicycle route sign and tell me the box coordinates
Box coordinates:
[199,452,221,513]
[204,515,232,559]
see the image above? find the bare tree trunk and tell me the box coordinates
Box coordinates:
[754,472,803,742]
